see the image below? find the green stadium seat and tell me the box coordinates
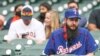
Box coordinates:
[0,49,15,56]
[90,30,100,40]
[0,30,8,41]
[18,40,48,56]
[10,39,34,45]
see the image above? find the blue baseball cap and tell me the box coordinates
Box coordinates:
[64,8,81,19]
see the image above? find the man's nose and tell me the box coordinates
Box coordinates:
[72,21,76,24]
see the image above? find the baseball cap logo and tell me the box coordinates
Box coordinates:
[73,9,77,15]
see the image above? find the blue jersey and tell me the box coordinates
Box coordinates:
[44,27,98,55]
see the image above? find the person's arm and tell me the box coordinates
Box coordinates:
[88,10,99,31]
[6,22,17,42]
[88,23,99,31]
[44,32,56,55]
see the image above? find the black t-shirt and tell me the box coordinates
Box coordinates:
[89,9,100,29]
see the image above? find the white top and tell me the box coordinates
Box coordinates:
[6,18,46,42]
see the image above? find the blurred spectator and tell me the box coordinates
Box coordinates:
[4,4,24,29]
[0,15,5,30]
[5,5,46,44]
[44,10,60,39]
[88,9,100,31]
[37,2,52,23]
[67,1,87,27]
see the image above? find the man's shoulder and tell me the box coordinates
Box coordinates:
[32,18,40,22]
[32,18,43,25]
[31,18,44,28]
[78,27,89,33]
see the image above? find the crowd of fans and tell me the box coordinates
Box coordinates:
[0,0,100,56]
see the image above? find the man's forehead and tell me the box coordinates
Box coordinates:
[67,17,79,20]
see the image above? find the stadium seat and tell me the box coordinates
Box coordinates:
[90,30,100,40]
[0,49,15,56]
[0,30,8,43]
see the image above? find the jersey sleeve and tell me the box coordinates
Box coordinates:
[85,30,98,54]
[6,22,17,41]
[44,32,56,55]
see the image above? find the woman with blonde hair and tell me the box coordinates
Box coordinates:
[44,10,60,39]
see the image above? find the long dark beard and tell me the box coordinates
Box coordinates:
[66,25,78,46]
